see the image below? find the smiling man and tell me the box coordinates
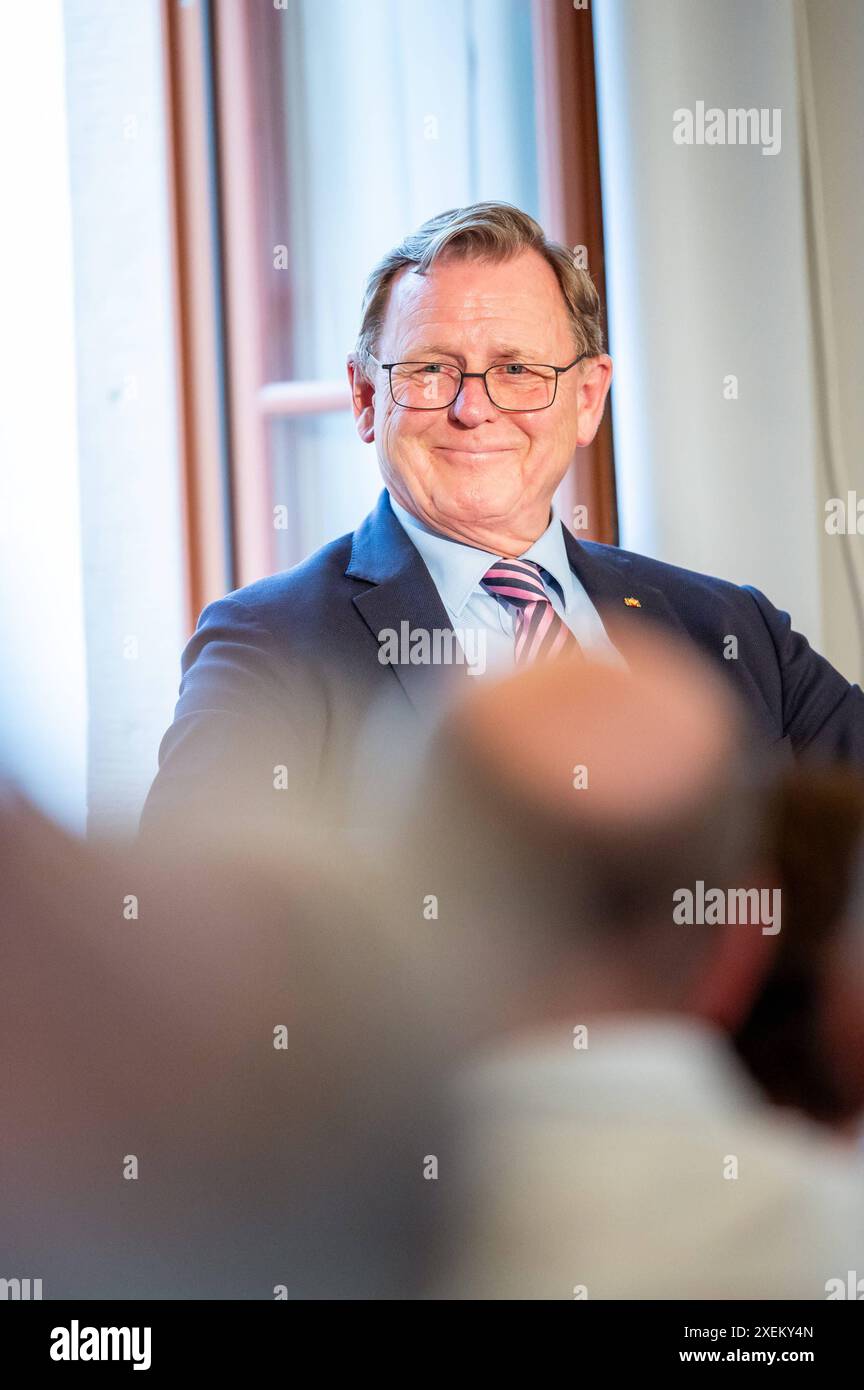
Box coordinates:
[140,201,864,842]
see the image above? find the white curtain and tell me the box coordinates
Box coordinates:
[593,0,864,681]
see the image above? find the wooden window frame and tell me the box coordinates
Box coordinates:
[532,0,618,545]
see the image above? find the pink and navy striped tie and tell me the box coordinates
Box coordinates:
[481,558,584,665]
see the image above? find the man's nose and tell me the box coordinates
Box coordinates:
[448,374,500,425]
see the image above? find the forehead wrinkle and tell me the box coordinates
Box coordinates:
[396,283,553,322]
[392,308,551,362]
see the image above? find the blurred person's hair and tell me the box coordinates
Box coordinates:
[355,201,604,374]
[393,635,772,1022]
[733,763,864,1126]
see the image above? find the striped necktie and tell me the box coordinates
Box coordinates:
[481,558,584,664]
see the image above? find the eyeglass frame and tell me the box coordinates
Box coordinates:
[364,350,592,412]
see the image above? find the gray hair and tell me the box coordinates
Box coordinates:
[355,201,604,373]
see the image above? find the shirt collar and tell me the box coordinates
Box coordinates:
[454,1014,764,1120]
[388,492,574,619]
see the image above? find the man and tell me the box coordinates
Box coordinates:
[140,201,864,841]
[397,630,864,1299]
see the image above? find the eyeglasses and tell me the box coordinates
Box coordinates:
[365,352,590,412]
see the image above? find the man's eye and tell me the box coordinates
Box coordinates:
[503,363,528,374]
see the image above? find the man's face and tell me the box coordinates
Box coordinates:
[349,247,612,552]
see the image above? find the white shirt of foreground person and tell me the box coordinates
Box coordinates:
[389,493,626,676]
[442,1015,864,1300]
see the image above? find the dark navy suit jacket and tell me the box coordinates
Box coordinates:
[140,489,864,839]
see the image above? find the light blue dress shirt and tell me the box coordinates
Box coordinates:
[388,493,626,676]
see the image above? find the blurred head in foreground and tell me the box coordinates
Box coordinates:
[398,624,775,1038]
[396,628,864,1299]
[0,785,455,1299]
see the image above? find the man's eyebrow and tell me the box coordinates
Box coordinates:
[402,343,535,362]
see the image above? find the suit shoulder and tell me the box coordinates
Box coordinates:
[579,539,752,606]
[202,531,357,632]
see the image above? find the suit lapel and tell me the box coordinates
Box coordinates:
[561,524,690,649]
[346,491,471,715]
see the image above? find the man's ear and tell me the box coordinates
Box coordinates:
[686,913,782,1032]
[575,354,613,448]
[347,355,375,444]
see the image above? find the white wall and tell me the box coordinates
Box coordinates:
[0,0,188,835]
[593,0,847,668]
[0,1,88,832]
[61,0,187,835]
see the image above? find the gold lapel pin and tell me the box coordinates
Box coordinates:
[623,596,642,607]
